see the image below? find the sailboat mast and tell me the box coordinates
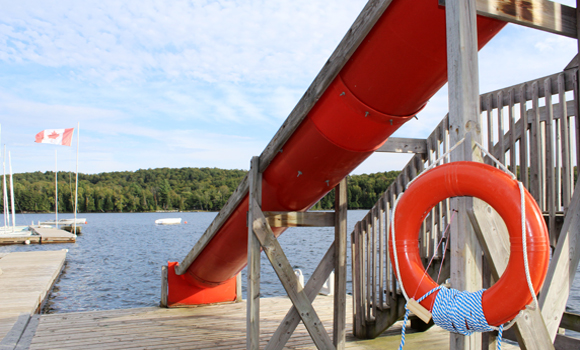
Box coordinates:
[3,145,8,229]
[9,151,15,233]
[55,149,58,229]
[74,123,79,235]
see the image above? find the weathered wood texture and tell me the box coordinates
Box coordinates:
[445,1,483,348]
[468,199,554,350]
[539,180,580,341]
[264,212,335,228]
[176,0,393,276]
[251,199,335,349]
[247,157,261,350]
[160,266,167,308]
[0,251,66,344]
[352,66,579,340]
[334,179,348,350]
[481,69,578,247]
[19,296,520,350]
[439,0,576,38]
[266,243,336,350]
[375,138,428,154]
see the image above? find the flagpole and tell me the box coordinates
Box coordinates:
[0,123,4,231]
[74,123,79,235]
[55,149,58,229]
[9,151,15,233]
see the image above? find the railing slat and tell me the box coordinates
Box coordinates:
[545,78,556,245]
[509,89,517,171]
[498,91,506,164]
[520,83,529,187]
[531,82,542,205]
[559,73,572,209]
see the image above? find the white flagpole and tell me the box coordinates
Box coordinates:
[55,149,58,229]
[8,151,15,233]
[74,123,79,235]
[2,145,7,230]
[0,124,3,231]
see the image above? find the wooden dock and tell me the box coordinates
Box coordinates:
[0,250,67,348]
[4,296,518,350]
[0,228,75,246]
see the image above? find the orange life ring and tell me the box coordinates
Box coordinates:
[389,161,550,326]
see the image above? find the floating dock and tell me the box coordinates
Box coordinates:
[0,228,76,246]
[0,250,67,349]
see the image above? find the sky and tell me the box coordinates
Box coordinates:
[0,0,578,176]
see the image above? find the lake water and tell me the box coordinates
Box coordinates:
[1,211,579,323]
[0,211,367,312]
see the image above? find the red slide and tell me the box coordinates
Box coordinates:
[167,0,506,305]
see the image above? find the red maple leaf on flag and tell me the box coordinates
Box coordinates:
[48,131,60,139]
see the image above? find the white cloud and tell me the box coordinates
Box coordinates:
[0,0,577,177]
[0,0,367,85]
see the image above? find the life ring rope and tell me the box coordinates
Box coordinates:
[391,138,542,350]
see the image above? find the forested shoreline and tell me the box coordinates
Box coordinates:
[4,167,401,213]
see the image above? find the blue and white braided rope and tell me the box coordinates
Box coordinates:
[398,286,504,350]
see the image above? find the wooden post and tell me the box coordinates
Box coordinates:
[160,265,168,308]
[236,272,242,303]
[334,178,347,349]
[247,156,261,350]
[445,0,483,349]
[576,0,580,168]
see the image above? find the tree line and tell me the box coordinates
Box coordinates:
[2,167,401,213]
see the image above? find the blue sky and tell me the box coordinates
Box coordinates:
[0,0,577,175]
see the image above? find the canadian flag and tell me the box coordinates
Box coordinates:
[35,128,74,146]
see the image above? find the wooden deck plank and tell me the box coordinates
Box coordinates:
[23,296,521,350]
[0,250,66,345]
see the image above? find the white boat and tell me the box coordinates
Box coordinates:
[39,218,87,226]
[155,218,182,225]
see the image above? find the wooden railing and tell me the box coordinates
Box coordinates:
[351,67,579,338]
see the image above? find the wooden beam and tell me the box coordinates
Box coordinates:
[176,0,394,276]
[265,243,336,350]
[560,312,580,332]
[375,137,428,154]
[251,199,335,349]
[467,199,555,350]
[263,212,335,227]
[439,0,577,38]
[446,0,483,348]
[554,334,580,350]
[539,181,580,340]
[247,157,261,350]
[333,179,347,349]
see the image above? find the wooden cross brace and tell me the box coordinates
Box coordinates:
[246,156,348,350]
[468,179,580,350]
